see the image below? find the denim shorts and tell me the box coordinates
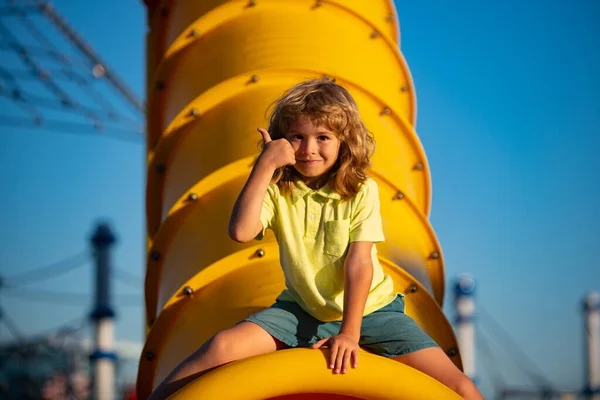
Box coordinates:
[243,294,439,358]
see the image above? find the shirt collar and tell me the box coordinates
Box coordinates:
[291,179,341,204]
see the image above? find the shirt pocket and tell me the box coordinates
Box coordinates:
[324,219,350,257]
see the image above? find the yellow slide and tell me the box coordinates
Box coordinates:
[137,1,463,398]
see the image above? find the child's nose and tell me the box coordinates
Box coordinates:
[300,138,317,154]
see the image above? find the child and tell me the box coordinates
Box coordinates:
[149,78,484,400]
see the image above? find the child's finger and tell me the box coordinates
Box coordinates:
[341,348,352,374]
[257,128,271,143]
[311,337,328,349]
[329,344,339,370]
[286,144,297,165]
[351,349,358,368]
[334,347,345,373]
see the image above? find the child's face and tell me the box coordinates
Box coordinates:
[285,117,341,188]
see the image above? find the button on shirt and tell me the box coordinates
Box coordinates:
[257,177,397,322]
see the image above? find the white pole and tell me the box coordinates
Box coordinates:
[584,291,600,400]
[454,274,476,381]
[90,223,117,400]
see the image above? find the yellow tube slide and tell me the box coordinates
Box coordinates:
[138,1,463,398]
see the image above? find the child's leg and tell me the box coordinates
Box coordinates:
[393,347,484,400]
[148,322,287,400]
[358,296,484,399]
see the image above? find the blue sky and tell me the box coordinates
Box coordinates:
[0,0,598,397]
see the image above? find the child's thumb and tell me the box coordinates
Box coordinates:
[311,338,329,349]
[257,128,271,143]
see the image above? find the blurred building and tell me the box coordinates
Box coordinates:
[0,334,141,400]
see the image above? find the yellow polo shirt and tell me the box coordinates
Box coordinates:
[257,177,397,322]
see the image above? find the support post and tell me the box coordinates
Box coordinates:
[584,291,600,400]
[90,222,117,400]
[454,274,476,381]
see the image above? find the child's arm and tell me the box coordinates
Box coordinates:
[339,241,374,340]
[228,128,295,242]
[313,179,383,373]
[311,242,374,374]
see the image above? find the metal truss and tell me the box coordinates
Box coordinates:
[0,0,144,142]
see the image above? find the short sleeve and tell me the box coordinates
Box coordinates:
[255,184,277,240]
[349,179,385,243]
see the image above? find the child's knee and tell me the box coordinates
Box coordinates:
[451,374,479,398]
[204,330,235,362]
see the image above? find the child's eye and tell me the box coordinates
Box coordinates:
[318,135,330,141]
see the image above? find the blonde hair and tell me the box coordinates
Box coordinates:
[265,77,375,200]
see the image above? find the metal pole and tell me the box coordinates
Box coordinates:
[90,223,117,400]
[584,291,600,400]
[454,274,476,381]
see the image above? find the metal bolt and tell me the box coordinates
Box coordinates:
[189,108,199,117]
[413,162,424,171]
[382,107,391,115]
[160,8,168,16]
[187,193,198,201]
[371,31,380,39]
[400,85,409,92]
[190,29,199,37]
[447,347,458,357]
[250,75,259,83]
[385,14,393,22]
[256,249,265,258]
[92,64,105,78]
[430,251,440,259]
[149,318,155,326]
[156,163,166,174]
[183,286,194,296]
[247,0,256,6]
[150,251,161,261]
[315,0,323,6]
[409,284,418,293]
[156,81,165,90]
[145,351,155,361]
[395,192,404,200]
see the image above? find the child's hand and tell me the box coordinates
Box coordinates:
[257,128,296,169]
[311,333,359,374]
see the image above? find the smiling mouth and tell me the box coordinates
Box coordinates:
[298,160,322,164]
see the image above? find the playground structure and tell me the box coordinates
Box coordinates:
[137,1,464,398]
